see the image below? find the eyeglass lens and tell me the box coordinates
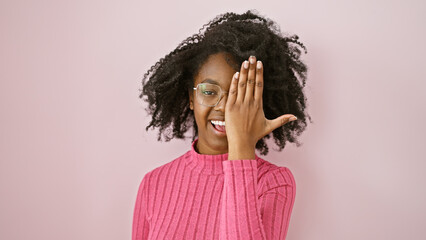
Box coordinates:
[196,83,222,107]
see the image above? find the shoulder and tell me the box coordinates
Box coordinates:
[137,150,190,189]
[256,157,296,192]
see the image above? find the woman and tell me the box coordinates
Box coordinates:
[133,10,311,240]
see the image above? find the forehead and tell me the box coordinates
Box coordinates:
[194,52,237,87]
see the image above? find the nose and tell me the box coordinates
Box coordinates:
[213,94,227,112]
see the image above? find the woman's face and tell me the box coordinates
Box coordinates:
[189,52,237,155]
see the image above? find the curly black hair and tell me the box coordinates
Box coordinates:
[139,10,312,155]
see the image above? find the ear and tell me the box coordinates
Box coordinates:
[189,91,194,110]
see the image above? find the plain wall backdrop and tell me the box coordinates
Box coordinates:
[1,0,425,239]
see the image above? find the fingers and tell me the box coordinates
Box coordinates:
[244,56,256,101]
[254,60,263,103]
[266,114,298,135]
[237,56,260,104]
[227,72,239,106]
[236,60,249,103]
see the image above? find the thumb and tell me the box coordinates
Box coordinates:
[266,114,297,134]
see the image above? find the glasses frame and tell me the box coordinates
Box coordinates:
[193,83,229,107]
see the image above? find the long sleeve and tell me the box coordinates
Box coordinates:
[132,175,150,240]
[220,160,296,240]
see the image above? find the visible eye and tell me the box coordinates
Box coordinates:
[202,90,217,96]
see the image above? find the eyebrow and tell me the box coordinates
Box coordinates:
[201,78,219,85]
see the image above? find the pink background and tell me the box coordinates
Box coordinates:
[1,0,425,239]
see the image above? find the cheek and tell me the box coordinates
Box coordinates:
[193,105,209,126]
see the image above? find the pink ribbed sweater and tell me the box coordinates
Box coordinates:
[132,138,296,240]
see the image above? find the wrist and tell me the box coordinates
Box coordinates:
[228,143,256,160]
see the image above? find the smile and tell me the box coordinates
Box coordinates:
[210,120,226,135]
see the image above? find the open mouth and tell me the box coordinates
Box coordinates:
[210,120,226,133]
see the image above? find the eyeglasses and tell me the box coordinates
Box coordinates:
[193,83,228,107]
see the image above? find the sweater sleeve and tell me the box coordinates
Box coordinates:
[220,160,296,240]
[132,175,150,240]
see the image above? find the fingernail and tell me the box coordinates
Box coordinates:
[243,61,249,69]
[234,72,239,79]
[257,61,262,69]
[290,116,297,121]
[249,56,256,64]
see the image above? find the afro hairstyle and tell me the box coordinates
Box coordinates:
[139,10,312,155]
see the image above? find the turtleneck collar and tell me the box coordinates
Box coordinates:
[185,138,260,175]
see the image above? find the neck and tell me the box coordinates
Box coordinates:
[196,140,228,155]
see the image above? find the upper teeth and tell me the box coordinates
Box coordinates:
[211,120,225,126]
